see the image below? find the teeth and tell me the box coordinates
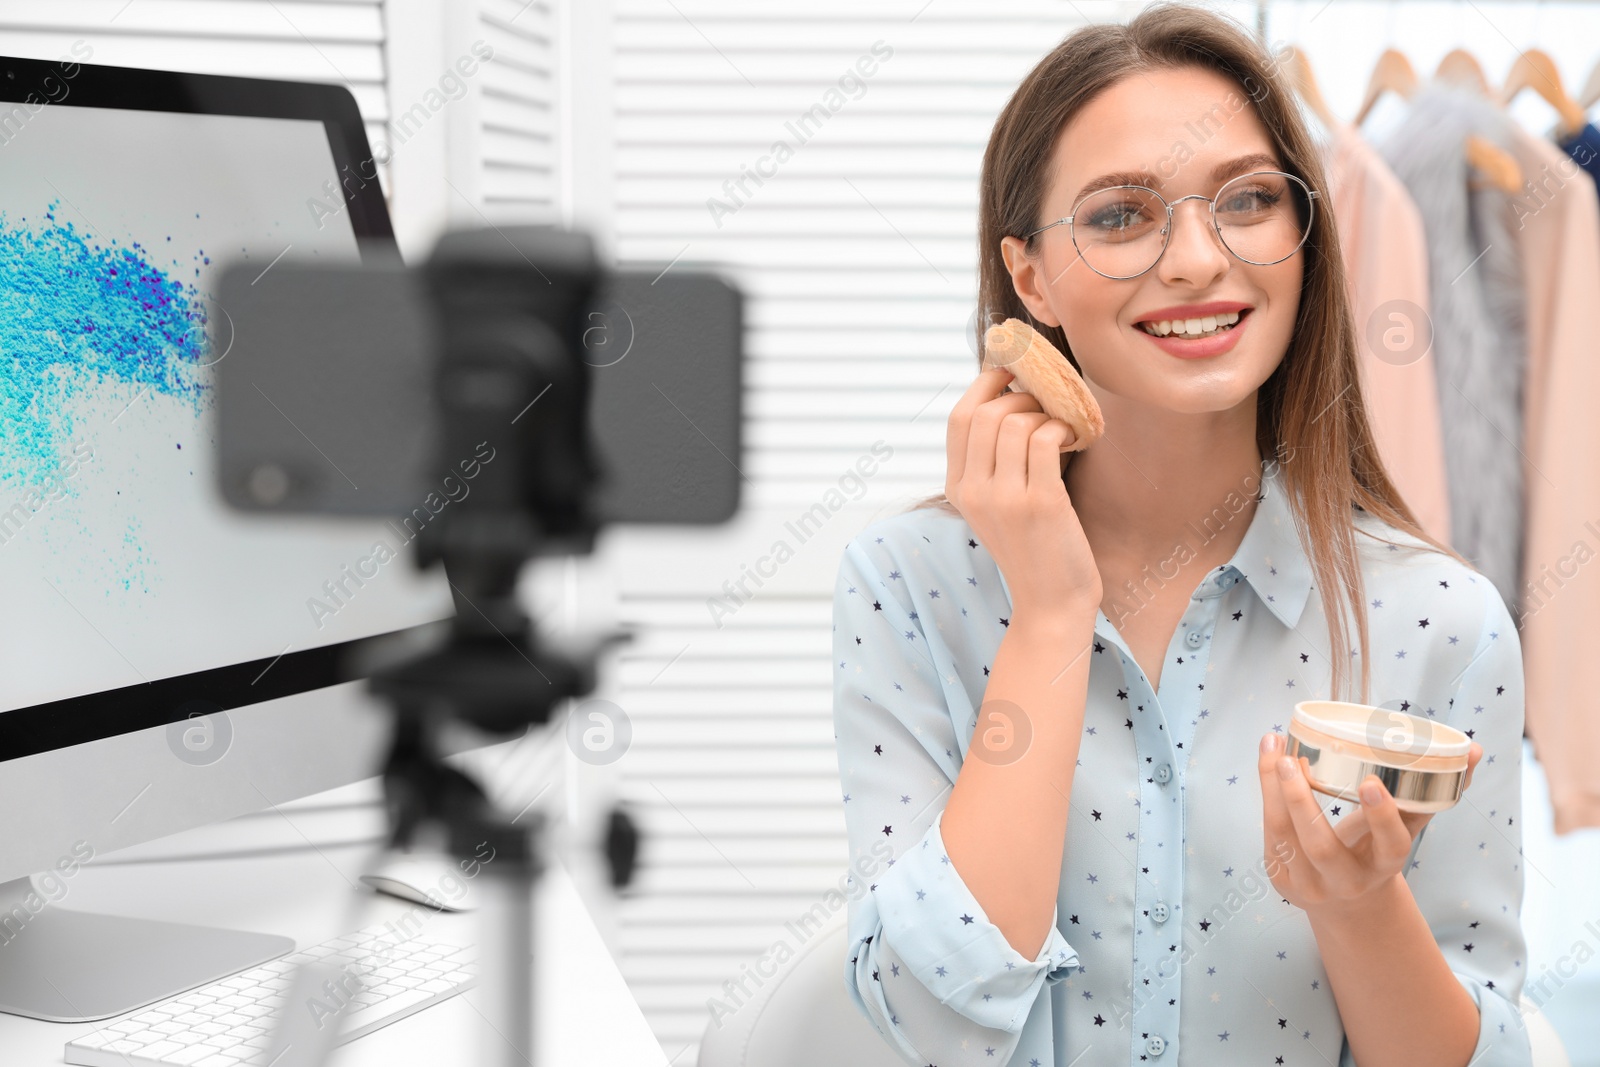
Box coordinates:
[1140,310,1242,338]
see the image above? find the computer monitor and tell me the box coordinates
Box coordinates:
[0,53,457,1021]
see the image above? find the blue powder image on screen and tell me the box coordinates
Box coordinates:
[0,204,211,492]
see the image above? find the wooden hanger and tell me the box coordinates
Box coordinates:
[1501,48,1589,139]
[1354,48,1417,126]
[1283,44,1337,133]
[1436,48,1492,95]
[1464,138,1524,191]
[1354,47,1521,193]
[1363,48,1523,191]
[1430,48,1525,193]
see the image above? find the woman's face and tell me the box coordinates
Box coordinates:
[1000,65,1303,417]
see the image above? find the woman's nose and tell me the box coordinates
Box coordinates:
[1157,198,1230,285]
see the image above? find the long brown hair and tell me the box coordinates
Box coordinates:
[907,1,1470,705]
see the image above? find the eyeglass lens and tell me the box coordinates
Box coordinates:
[1068,171,1312,279]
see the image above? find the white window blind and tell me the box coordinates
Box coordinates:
[387,0,561,230]
[474,0,559,220]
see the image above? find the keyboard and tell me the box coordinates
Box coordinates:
[64,923,477,1066]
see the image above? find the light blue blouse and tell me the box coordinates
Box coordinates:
[831,459,1531,1066]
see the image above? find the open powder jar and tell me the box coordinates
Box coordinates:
[1285,700,1471,814]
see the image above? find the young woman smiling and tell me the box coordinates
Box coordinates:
[831,5,1530,1067]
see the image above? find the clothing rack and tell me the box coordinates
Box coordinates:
[1250,3,1600,837]
[1252,3,1600,130]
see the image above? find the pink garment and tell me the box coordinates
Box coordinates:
[1504,126,1600,834]
[1323,121,1454,546]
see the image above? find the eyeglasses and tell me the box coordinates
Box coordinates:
[1022,170,1319,280]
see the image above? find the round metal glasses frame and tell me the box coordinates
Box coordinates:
[1021,169,1321,280]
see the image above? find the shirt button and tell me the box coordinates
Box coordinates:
[1146,1035,1167,1056]
[1151,901,1169,923]
[1154,763,1172,784]
[1185,629,1203,649]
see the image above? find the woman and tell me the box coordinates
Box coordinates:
[830,5,1530,1066]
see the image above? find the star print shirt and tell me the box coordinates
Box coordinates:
[831,460,1531,1067]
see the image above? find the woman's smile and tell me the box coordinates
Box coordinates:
[1134,303,1256,359]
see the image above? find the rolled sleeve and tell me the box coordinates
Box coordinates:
[832,531,1076,1064]
[1334,972,1532,1067]
[1450,971,1533,1067]
[871,809,1081,1031]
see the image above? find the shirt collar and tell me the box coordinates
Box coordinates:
[1228,459,1316,630]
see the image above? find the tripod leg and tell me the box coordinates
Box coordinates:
[470,816,541,1067]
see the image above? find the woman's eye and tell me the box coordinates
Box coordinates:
[1086,205,1148,231]
[1221,188,1278,215]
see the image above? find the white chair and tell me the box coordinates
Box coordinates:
[695,906,1573,1067]
[697,906,906,1067]
[1524,997,1571,1067]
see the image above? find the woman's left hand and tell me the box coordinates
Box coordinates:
[1257,732,1483,915]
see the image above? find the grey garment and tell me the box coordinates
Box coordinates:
[1376,82,1528,614]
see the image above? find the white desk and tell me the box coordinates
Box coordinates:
[0,778,668,1066]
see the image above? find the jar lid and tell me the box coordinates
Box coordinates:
[1291,700,1472,758]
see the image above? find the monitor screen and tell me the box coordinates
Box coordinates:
[0,102,453,720]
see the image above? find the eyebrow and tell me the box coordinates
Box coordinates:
[1072,152,1283,204]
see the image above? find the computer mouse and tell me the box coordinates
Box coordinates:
[360,855,478,913]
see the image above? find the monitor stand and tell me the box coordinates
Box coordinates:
[0,874,294,1022]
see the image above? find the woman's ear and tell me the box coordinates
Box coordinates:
[999,235,1062,328]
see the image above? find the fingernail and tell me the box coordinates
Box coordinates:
[1277,756,1295,780]
[1260,735,1274,756]
[1361,779,1382,804]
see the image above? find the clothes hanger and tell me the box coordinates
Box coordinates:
[1500,48,1589,139]
[1432,48,1524,193]
[1353,47,1520,192]
[1354,47,1416,126]
[1436,48,1493,96]
[1353,0,1409,126]
[1462,138,1524,192]
[1283,44,1337,133]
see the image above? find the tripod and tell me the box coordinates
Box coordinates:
[260,228,639,1067]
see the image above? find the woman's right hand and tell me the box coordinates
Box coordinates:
[945,367,1102,624]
